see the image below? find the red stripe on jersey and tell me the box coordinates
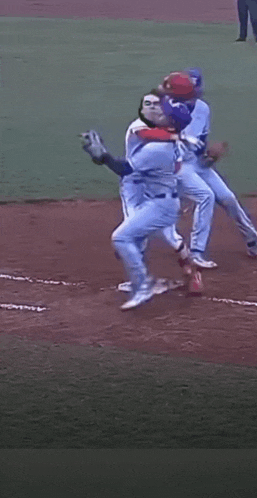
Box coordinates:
[137,128,178,141]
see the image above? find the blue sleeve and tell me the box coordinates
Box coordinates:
[102,154,133,177]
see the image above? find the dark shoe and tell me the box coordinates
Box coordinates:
[235,37,246,42]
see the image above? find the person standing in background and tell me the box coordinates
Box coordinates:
[236,0,257,41]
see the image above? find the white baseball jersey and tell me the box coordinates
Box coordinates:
[123,118,180,198]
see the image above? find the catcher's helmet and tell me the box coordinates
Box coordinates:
[160,71,196,100]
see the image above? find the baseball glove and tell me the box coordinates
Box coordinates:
[204,141,229,166]
[79,130,107,164]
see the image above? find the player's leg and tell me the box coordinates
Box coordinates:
[236,0,249,40]
[112,196,181,309]
[178,162,217,268]
[118,178,149,291]
[159,224,192,276]
[197,166,257,256]
[247,0,257,41]
[118,190,189,293]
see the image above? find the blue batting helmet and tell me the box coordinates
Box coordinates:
[161,97,192,131]
[184,67,204,97]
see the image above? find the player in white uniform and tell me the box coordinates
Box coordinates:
[161,68,257,262]
[80,94,204,309]
[160,87,216,268]
[119,92,190,286]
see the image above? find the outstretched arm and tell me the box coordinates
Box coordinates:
[98,153,133,177]
[80,131,133,177]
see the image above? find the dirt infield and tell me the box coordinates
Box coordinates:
[1,198,257,367]
[0,0,237,23]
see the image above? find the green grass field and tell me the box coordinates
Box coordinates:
[1,18,257,201]
[2,333,257,450]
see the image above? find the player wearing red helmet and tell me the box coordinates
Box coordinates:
[158,71,196,101]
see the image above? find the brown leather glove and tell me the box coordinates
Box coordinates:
[204,141,229,166]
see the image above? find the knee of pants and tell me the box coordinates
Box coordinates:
[195,188,215,206]
[111,228,121,246]
[111,226,128,248]
[205,189,215,204]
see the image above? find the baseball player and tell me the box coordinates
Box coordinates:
[160,68,257,262]
[119,89,192,291]
[157,71,217,268]
[116,74,208,292]
[82,88,195,296]
[80,96,204,310]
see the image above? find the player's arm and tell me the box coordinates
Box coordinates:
[136,127,179,142]
[80,131,133,177]
[195,106,210,155]
[180,131,208,155]
[180,104,210,155]
[100,153,133,177]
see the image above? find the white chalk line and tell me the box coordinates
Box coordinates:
[0,273,87,287]
[205,296,257,308]
[1,273,257,312]
[0,303,49,312]
[0,272,87,313]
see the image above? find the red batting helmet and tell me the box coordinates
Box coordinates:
[160,71,196,100]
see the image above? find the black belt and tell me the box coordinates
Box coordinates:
[146,192,178,199]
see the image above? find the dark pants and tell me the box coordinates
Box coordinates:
[237,0,257,40]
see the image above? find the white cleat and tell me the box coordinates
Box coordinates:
[120,281,155,311]
[191,255,218,269]
[117,281,132,293]
[153,278,184,294]
[118,278,184,295]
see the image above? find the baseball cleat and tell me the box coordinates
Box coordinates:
[190,254,218,269]
[178,258,193,276]
[79,130,107,163]
[118,278,184,295]
[120,280,155,311]
[117,281,132,293]
[153,278,183,294]
[187,270,204,296]
[247,240,257,258]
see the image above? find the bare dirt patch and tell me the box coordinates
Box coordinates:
[1,198,257,367]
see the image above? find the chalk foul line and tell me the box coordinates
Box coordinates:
[0,272,86,313]
[0,273,87,287]
[205,296,257,308]
[0,273,257,312]
[0,303,49,312]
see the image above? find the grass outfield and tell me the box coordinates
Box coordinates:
[1,452,257,498]
[1,18,257,201]
[1,333,257,449]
